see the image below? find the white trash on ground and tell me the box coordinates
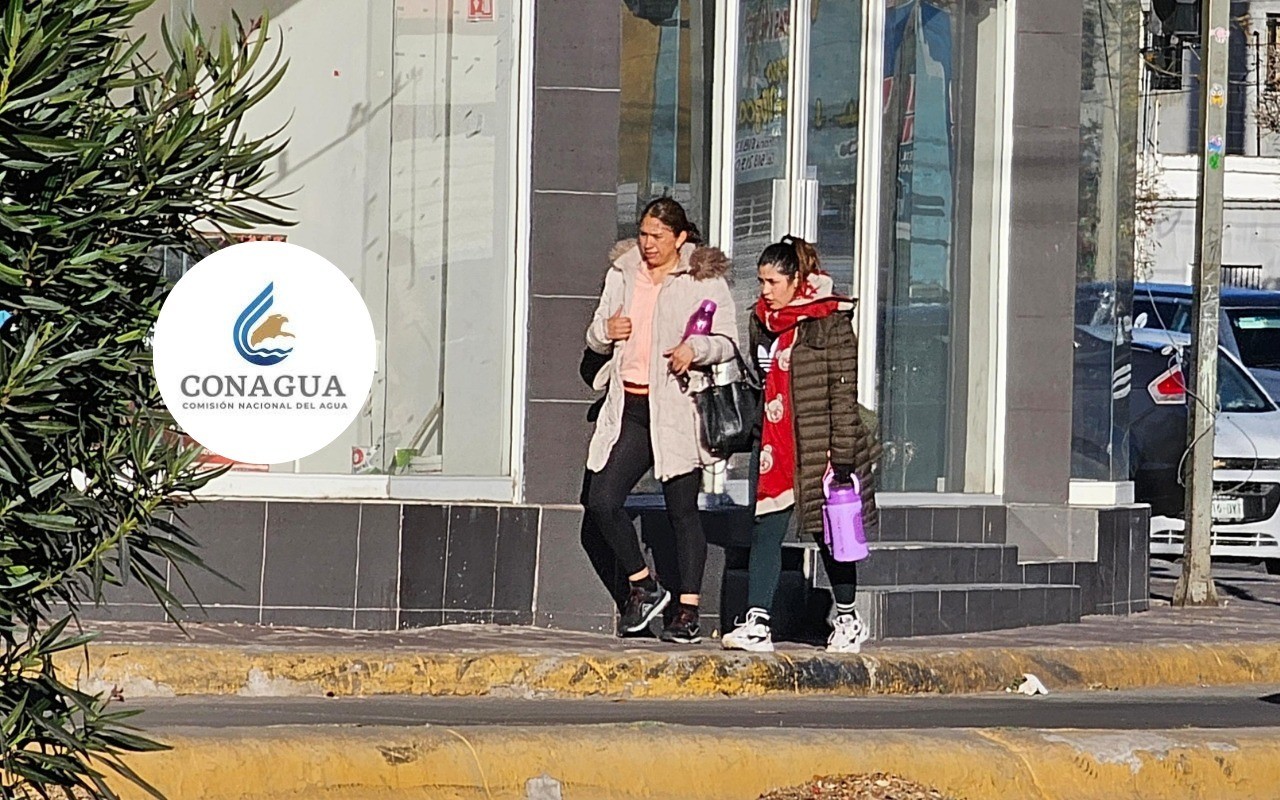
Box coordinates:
[1008,673,1050,696]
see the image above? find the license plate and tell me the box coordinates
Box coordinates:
[1212,496,1245,522]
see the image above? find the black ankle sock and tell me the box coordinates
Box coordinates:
[677,602,698,615]
[632,575,657,592]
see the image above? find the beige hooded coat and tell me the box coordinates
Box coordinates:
[585,239,739,481]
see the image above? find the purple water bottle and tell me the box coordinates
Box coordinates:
[823,469,870,562]
[683,300,716,340]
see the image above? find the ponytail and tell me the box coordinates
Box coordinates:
[787,235,820,281]
[757,234,821,281]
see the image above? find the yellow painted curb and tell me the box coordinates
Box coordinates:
[55,641,1280,699]
[111,724,1280,800]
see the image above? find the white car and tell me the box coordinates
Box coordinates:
[1140,330,1280,573]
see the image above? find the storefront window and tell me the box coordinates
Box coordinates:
[381,2,520,478]
[157,0,521,479]
[1073,0,1140,482]
[618,0,715,240]
[877,0,1008,493]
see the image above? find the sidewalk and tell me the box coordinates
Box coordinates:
[59,563,1280,700]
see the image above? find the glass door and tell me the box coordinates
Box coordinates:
[803,0,864,294]
[729,0,866,320]
[724,0,1010,495]
[730,0,793,325]
[722,0,870,502]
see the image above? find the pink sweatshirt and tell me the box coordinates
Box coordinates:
[619,268,663,391]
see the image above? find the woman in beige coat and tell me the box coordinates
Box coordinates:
[584,198,737,644]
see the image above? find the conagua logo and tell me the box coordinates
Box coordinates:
[234,283,295,366]
[152,241,377,466]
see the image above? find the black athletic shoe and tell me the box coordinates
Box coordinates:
[617,583,671,636]
[659,605,702,644]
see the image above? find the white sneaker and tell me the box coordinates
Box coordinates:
[826,612,870,654]
[721,609,775,652]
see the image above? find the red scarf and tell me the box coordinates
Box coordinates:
[754,275,848,516]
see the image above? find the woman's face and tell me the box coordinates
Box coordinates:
[758,262,799,310]
[638,215,687,268]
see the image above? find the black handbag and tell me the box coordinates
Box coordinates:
[579,346,611,388]
[690,334,762,457]
[579,347,611,423]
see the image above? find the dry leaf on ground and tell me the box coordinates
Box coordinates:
[759,772,962,800]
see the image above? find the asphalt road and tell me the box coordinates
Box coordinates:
[133,686,1280,731]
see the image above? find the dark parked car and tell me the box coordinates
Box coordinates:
[1128,329,1280,572]
[1133,283,1280,400]
[1073,287,1280,570]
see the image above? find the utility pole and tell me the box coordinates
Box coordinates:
[1174,0,1227,607]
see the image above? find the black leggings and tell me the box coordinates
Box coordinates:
[586,394,707,596]
[746,509,858,611]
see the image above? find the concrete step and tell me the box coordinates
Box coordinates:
[875,505,1007,544]
[807,541,1022,587]
[682,504,1008,549]
[856,583,1082,640]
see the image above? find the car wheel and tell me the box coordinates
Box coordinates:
[1267,559,1280,576]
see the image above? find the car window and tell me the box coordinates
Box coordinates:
[1218,351,1274,413]
[1134,297,1191,332]
[1226,308,1280,369]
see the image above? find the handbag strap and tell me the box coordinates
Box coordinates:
[705,332,762,389]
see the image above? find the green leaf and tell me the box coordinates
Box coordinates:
[14,512,81,532]
[38,631,97,655]
[28,472,63,498]
[61,169,104,195]
[20,295,69,313]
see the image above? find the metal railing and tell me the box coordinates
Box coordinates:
[1223,264,1265,289]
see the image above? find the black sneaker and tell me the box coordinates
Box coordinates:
[617,583,671,636]
[659,606,701,644]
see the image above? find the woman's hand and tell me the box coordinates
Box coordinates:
[606,307,632,341]
[830,463,856,485]
[664,341,695,375]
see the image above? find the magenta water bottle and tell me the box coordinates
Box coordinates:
[683,300,716,340]
[823,470,870,562]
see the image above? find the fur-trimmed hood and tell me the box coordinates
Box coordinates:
[608,239,731,281]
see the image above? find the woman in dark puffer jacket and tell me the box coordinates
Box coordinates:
[721,236,879,653]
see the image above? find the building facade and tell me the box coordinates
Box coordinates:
[98,0,1150,638]
[1144,0,1280,290]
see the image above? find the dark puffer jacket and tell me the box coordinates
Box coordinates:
[749,310,880,538]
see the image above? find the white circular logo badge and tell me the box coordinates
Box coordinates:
[153,241,376,465]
